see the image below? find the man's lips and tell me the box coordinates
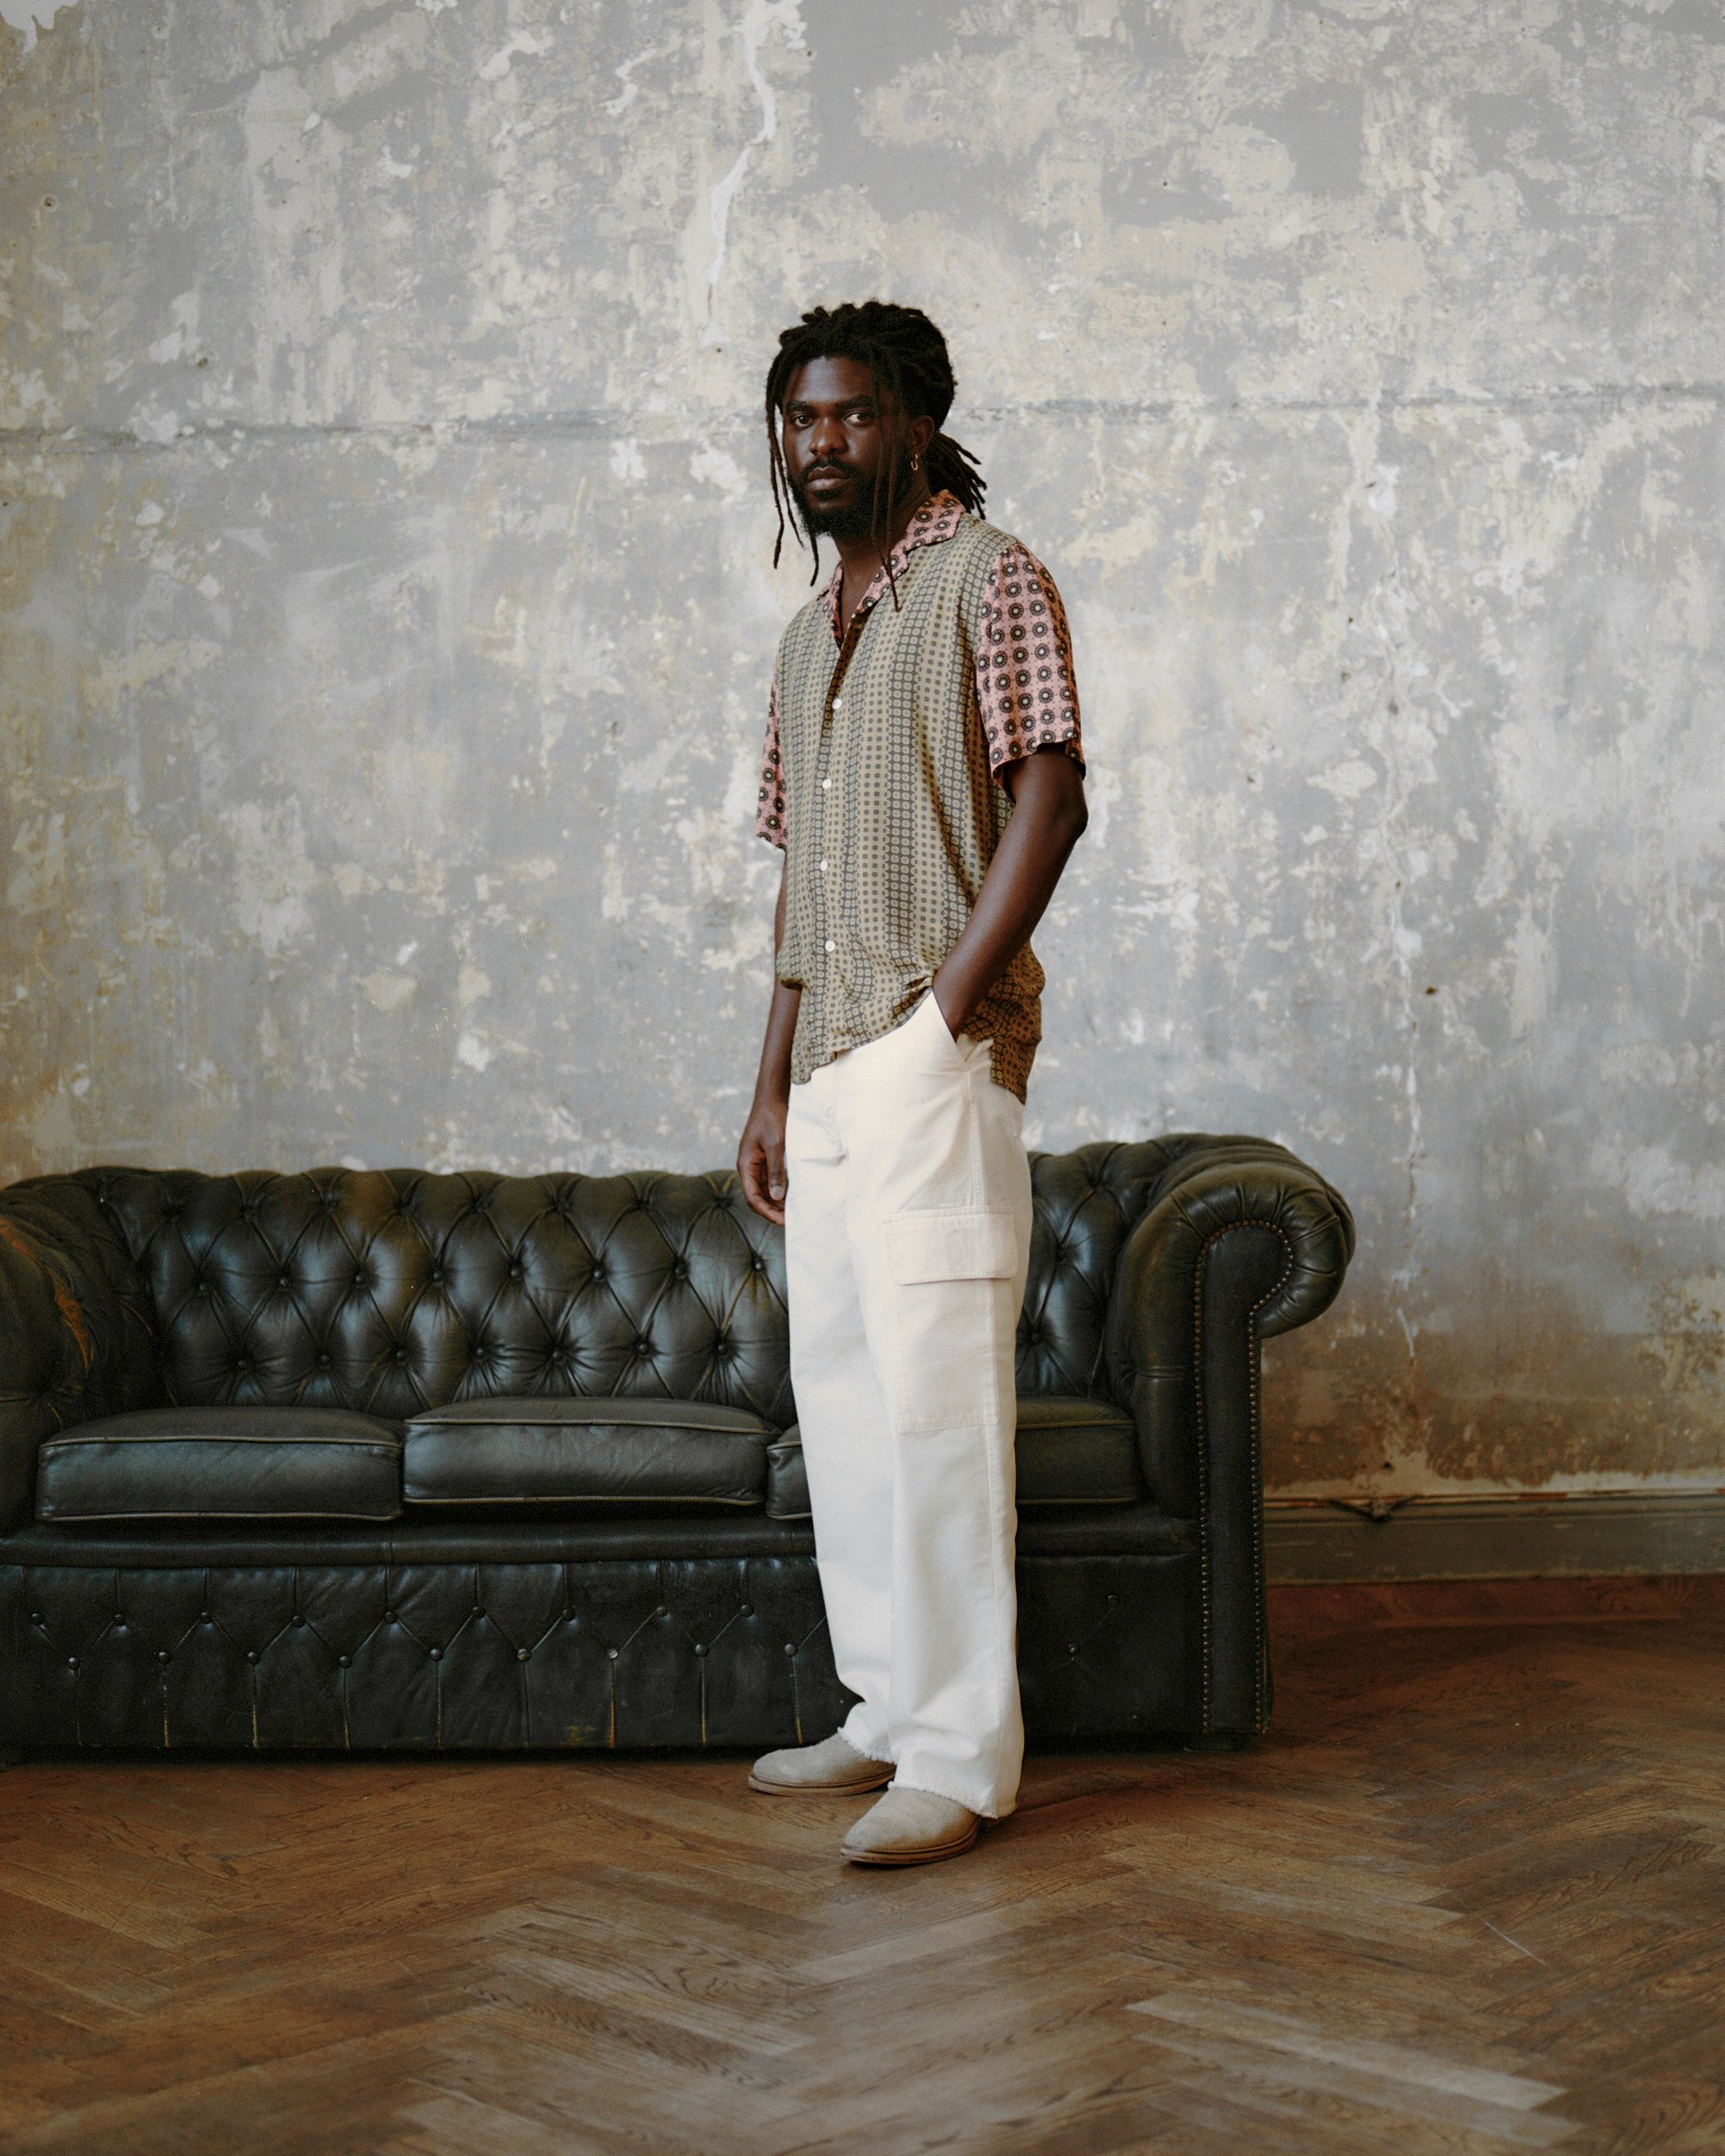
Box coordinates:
[801,466,856,490]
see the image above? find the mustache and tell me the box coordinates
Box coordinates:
[799,460,858,482]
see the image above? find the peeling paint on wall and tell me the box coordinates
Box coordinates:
[0,0,76,57]
[2,0,1721,1500]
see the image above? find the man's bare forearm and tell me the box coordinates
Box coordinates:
[753,979,800,1108]
[753,867,800,1108]
[933,747,1088,1036]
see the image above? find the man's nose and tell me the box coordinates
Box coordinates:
[807,413,846,458]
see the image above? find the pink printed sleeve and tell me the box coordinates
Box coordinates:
[754,669,788,848]
[975,543,1085,778]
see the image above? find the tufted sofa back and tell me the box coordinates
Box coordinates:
[36,1143,1208,1427]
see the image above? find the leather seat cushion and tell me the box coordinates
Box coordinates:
[35,1408,403,1524]
[765,1394,1144,1520]
[402,1397,774,1511]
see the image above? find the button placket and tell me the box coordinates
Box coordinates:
[813,644,855,992]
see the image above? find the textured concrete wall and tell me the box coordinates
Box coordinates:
[3,0,1721,1498]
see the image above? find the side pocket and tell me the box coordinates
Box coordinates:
[884,1207,1018,1285]
[914,986,971,1072]
[879,1209,1022,1433]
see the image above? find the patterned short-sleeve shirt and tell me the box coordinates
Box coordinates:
[753,493,1084,1101]
[755,491,1084,846]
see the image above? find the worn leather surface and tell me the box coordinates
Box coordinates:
[0,1180,161,1530]
[765,1395,1144,1521]
[1105,1146,1357,1512]
[0,1140,1354,1745]
[1,1501,1191,1570]
[403,1396,773,1511]
[0,1547,1197,1750]
[35,1407,404,1524]
[4,1141,1338,1445]
[765,1428,806,1520]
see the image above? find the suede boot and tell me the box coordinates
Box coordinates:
[749,1730,895,1797]
[840,1786,980,1866]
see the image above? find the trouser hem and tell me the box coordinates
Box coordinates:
[838,1706,894,1763]
[891,1763,1015,1822]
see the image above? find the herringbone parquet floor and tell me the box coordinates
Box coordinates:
[1,1577,1721,2155]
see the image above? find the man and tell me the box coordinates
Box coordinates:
[736,301,1088,1868]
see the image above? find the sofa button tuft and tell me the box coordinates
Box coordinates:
[739,1604,752,1617]
[245,1650,259,1665]
[694,1643,707,1657]
[66,1655,78,1669]
[516,1648,529,1662]
[783,1643,796,1657]
[429,1647,442,1661]
[606,1647,619,1660]
[157,1649,169,1664]
[338,1655,351,1668]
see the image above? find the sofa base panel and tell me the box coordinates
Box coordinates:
[1,1549,1205,1751]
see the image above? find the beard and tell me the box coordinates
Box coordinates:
[792,450,915,539]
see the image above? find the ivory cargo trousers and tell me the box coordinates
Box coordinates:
[783,988,1035,1820]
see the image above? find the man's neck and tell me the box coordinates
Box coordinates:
[831,475,935,588]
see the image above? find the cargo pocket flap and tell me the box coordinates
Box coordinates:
[883,1208,1018,1285]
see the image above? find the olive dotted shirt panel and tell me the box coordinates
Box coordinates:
[754,490,1084,846]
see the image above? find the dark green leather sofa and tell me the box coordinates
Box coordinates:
[0,1140,1352,1754]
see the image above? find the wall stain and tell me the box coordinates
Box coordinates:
[1,1,1721,1497]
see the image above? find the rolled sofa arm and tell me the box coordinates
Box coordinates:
[1104,1137,1356,1736]
[0,1177,161,1530]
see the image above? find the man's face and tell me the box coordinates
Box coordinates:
[779,356,907,538]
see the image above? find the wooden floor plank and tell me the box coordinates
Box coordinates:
[4,1576,1725,2153]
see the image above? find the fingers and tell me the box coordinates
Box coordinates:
[739,1137,787,1226]
[765,1133,787,1210]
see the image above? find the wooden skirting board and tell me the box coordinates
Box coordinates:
[1266,1488,1725,1582]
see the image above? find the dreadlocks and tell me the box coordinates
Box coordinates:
[765,300,987,584]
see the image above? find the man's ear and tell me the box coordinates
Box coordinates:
[910,412,937,460]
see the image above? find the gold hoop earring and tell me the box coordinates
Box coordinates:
[910,453,920,472]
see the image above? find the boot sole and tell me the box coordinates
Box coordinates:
[842,1821,981,1866]
[748,1768,894,1798]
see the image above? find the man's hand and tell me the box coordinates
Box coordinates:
[739,862,801,1225]
[738,1095,789,1225]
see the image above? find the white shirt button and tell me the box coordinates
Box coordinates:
[821,777,832,791]
[818,859,828,872]
[832,696,844,711]
[824,939,836,952]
